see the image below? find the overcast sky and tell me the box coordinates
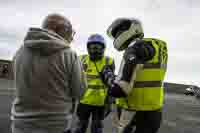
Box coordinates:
[0,0,200,85]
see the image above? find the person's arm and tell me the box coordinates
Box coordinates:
[121,40,155,81]
[101,40,155,98]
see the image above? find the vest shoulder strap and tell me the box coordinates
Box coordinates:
[143,38,167,46]
[143,38,168,69]
[152,39,168,66]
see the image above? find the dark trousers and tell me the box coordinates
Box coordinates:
[74,103,104,133]
[123,110,162,133]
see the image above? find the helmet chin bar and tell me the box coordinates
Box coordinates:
[89,53,104,61]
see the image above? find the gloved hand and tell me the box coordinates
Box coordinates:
[108,82,127,98]
[100,65,115,86]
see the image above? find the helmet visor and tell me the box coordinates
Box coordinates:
[87,43,104,53]
[111,20,132,38]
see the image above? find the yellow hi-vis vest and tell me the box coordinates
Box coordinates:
[79,55,114,106]
[116,38,168,111]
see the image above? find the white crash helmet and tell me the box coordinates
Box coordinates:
[107,18,144,51]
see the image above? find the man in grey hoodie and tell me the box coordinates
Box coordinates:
[11,13,87,133]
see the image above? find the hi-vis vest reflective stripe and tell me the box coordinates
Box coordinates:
[79,55,113,106]
[116,38,168,111]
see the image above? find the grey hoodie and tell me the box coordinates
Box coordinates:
[11,28,86,120]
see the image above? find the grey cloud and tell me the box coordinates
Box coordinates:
[131,0,200,10]
[0,27,24,59]
[0,45,18,60]
[176,0,200,8]
[167,55,200,83]
[0,0,199,84]
[0,28,22,42]
[0,0,81,8]
[1,0,200,10]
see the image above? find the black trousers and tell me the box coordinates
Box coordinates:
[74,103,105,133]
[123,110,162,133]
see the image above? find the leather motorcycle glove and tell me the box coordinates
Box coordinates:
[100,65,115,87]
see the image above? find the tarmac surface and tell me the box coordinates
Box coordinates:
[0,89,200,133]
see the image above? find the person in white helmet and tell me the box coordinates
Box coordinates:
[100,18,168,133]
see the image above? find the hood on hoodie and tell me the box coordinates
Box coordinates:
[24,28,70,56]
